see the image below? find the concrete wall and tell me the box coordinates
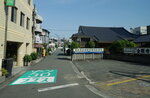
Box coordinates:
[72,54,103,61]
[104,54,150,65]
[0,0,34,66]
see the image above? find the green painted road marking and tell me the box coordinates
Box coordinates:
[9,70,58,85]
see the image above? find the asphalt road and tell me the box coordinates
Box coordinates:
[73,59,150,98]
[73,59,150,82]
[0,50,102,98]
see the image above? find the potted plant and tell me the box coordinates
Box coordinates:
[1,68,9,76]
[31,52,37,60]
[23,55,32,66]
[0,68,8,82]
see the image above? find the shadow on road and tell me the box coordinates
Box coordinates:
[109,70,150,83]
[57,57,71,61]
[57,53,66,56]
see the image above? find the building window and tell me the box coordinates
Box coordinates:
[20,12,25,27]
[26,17,30,30]
[11,7,17,23]
[28,0,31,5]
[81,38,90,42]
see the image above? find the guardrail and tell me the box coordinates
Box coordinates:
[72,48,104,61]
[124,48,150,54]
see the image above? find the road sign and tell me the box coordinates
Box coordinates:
[6,0,15,6]
[9,70,58,85]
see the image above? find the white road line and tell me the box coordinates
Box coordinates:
[38,83,79,92]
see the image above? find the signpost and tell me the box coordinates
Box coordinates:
[10,70,58,85]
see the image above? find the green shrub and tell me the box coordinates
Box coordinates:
[1,68,9,76]
[23,55,32,62]
[86,41,95,48]
[109,40,137,54]
[31,52,37,60]
[48,48,52,52]
[70,42,80,50]
[38,48,43,57]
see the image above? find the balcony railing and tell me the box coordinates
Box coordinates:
[35,24,42,33]
[35,14,43,23]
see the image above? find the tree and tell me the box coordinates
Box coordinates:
[70,42,80,50]
[109,40,137,54]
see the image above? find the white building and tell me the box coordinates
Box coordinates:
[130,26,150,35]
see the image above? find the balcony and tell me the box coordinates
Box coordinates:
[34,35,42,44]
[35,24,42,33]
[35,14,43,23]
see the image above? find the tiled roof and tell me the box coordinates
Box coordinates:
[73,26,138,42]
[134,35,150,43]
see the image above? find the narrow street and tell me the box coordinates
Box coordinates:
[0,49,102,98]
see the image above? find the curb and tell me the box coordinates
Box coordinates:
[71,61,111,98]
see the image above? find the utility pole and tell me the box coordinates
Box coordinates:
[32,4,36,47]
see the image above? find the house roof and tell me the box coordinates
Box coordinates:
[134,35,150,43]
[72,26,138,42]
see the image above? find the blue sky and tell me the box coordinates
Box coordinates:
[34,0,150,38]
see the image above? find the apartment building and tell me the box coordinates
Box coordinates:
[130,26,150,35]
[0,0,34,69]
[41,29,50,44]
[33,8,44,54]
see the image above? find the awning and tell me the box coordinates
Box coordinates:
[33,44,43,48]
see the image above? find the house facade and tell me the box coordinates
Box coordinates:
[0,0,34,69]
[72,26,137,48]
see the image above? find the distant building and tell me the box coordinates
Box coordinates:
[33,7,43,49]
[130,26,150,35]
[41,29,50,44]
[134,34,150,47]
[72,26,137,48]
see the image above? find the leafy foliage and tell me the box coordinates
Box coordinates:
[109,40,137,54]
[23,55,32,62]
[70,42,80,50]
[86,41,95,48]
[30,52,37,60]
[1,68,9,76]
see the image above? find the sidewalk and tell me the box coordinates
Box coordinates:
[0,57,43,84]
